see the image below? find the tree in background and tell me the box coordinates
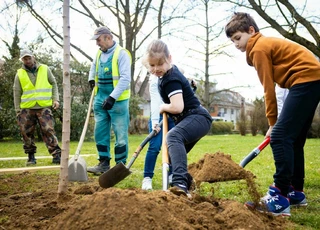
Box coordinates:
[180,0,232,112]
[237,97,247,135]
[249,97,268,136]
[16,0,192,95]
[0,9,22,140]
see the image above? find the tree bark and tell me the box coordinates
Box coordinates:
[58,0,71,195]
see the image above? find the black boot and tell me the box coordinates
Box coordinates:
[26,153,36,165]
[52,152,61,164]
[87,157,110,175]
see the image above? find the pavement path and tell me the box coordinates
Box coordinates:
[0,154,94,174]
[0,154,94,161]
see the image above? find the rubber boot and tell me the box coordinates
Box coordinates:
[26,153,36,165]
[87,157,110,175]
[52,152,61,164]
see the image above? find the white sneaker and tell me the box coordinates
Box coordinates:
[142,177,152,190]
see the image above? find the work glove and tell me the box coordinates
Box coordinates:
[102,96,116,110]
[89,80,95,91]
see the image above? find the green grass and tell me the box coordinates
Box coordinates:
[1,134,319,229]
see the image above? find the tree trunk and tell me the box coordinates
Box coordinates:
[58,0,71,195]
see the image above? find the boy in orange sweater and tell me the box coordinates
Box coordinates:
[225,12,320,216]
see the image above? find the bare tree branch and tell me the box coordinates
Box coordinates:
[78,0,103,27]
[23,0,93,61]
[223,0,320,57]
[277,0,320,45]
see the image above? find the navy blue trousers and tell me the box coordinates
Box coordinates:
[271,80,320,195]
[167,106,212,188]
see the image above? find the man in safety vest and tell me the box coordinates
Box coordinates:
[13,49,61,165]
[87,26,131,174]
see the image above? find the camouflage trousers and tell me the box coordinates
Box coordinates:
[17,108,61,156]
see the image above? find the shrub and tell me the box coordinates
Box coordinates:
[129,116,149,134]
[52,101,95,141]
[211,121,233,135]
[309,116,320,138]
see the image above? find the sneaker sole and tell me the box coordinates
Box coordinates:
[169,187,192,198]
[244,203,291,217]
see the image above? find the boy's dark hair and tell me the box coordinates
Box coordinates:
[225,12,260,38]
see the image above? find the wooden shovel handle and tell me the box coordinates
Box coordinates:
[162,112,169,164]
[75,89,95,159]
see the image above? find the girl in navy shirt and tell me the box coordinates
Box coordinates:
[143,39,212,197]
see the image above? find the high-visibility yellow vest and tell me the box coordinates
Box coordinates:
[18,65,53,108]
[95,45,131,100]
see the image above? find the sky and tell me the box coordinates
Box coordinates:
[0,0,318,101]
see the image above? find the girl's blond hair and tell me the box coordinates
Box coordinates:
[143,39,171,68]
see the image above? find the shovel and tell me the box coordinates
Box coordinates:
[162,112,170,191]
[99,120,163,188]
[239,137,270,168]
[68,89,94,182]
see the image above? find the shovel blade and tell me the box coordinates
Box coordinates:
[68,155,88,182]
[99,162,132,188]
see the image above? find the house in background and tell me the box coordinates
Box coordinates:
[210,91,254,127]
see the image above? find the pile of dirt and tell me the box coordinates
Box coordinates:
[0,152,295,229]
[48,188,291,230]
[188,152,250,183]
[188,152,261,204]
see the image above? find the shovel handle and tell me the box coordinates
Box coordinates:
[74,89,95,160]
[139,120,163,149]
[125,120,163,169]
[258,136,270,150]
[239,137,270,168]
[162,113,170,190]
[162,113,169,165]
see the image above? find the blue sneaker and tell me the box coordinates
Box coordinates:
[288,186,308,207]
[245,186,291,216]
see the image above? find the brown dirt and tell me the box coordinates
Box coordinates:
[0,152,295,230]
[188,152,261,205]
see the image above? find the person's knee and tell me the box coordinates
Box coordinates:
[270,125,285,141]
[166,130,183,145]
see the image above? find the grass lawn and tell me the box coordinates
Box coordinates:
[1,134,319,229]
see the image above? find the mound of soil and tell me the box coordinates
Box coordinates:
[188,152,261,204]
[188,152,250,183]
[48,188,290,230]
[0,152,295,229]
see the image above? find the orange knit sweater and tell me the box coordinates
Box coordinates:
[246,32,320,125]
